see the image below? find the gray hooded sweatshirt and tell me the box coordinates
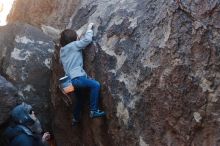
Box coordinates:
[60,29,93,79]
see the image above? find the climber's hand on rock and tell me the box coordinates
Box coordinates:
[87,23,94,30]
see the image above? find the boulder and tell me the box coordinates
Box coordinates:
[0,22,55,129]
[8,0,80,29]
[51,0,220,145]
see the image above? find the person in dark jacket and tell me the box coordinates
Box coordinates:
[3,102,50,146]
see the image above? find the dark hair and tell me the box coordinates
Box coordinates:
[60,29,77,47]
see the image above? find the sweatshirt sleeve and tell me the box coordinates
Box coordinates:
[75,29,93,49]
[10,134,33,146]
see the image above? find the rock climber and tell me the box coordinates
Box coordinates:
[59,23,106,126]
[3,102,51,146]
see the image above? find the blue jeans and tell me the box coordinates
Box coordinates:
[71,76,101,120]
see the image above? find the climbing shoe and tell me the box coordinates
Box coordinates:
[90,110,106,118]
[72,118,79,127]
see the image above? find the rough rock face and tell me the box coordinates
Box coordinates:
[0,75,18,125]
[7,0,220,146]
[51,0,220,145]
[0,22,54,129]
[8,0,79,29]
